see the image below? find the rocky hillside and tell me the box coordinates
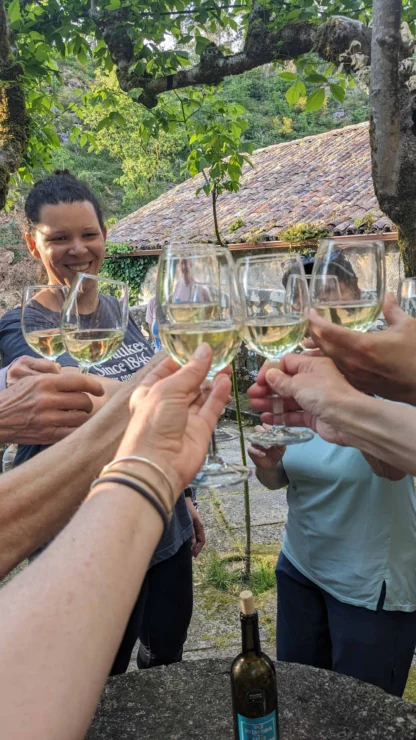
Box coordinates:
[0,213,38,318]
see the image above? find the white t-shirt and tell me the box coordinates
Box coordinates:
[172,280,211,303]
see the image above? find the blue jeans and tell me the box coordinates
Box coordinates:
[276,552,416,697]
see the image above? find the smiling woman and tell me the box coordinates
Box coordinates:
[23,170,107,287]
[0,170,200,680]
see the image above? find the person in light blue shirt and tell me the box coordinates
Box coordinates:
[248,425,416,697]
[248,251,416,697]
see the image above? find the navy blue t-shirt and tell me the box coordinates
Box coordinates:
[0,300,192,566]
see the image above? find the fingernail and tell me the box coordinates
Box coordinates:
[266,368,281,386]
[194,343,211,360]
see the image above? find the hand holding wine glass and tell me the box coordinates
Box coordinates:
[61,273,129,375]
[238,252,313,447]
[157,244,249,488]
[22,285,67,362]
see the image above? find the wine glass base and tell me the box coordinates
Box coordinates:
[215,427,238,442]
[249,428,314,446]
[191,463,250,489]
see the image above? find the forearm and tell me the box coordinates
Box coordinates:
[0,484,163,740]
[0,361,159,576]
[334,393,416,476]
[256,461,288,490]
[360,451,407,481]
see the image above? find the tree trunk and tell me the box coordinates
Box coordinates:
[212,188,224,247]
[0,0,27,210]
[398,226,416,277]
[369,0,416,273]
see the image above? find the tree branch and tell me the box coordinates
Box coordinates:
[108,13,371,108]
[0,0,28,209]
[137,4,247,17]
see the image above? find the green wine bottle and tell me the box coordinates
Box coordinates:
[231,590,279,740]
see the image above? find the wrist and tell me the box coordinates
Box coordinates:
[328,388,378,449]
[103,458,174,510]
[115,441,183,501]
[256,462,281,487]
[87,480,164,538]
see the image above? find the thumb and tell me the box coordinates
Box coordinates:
[155,344,214,397]
[265,367,293,399]
[383,291,407,326]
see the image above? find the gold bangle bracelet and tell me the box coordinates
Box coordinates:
[101,456,175,510]
[100,466,173,517]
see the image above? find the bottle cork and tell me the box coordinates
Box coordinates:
[240,590,255,615]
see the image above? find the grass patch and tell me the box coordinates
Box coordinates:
[204,550,276,597]
[404,666,416,704]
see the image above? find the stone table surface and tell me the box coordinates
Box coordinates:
[87,658,416,739]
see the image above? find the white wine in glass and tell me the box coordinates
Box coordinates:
[157,244,249,488]
[61,273,129,374]
[159,322,241,375]
[22,285,67,361]
[238,254,313,447]
[310,240,385,332]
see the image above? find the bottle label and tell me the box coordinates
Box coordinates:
[237,710,278,739]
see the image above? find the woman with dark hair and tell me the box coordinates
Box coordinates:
[0,170,205,674]
[249,256,416,698]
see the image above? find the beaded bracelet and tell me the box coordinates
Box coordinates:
[90,474,170,535]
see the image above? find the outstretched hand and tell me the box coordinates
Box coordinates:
[116,345,231,499]
[249,352,359,448]
[307,293,416,405]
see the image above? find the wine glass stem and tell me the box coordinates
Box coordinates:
[79,365,89,375]
[210,432,218,455]
[205,431,224,466]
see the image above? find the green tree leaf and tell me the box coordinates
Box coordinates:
[285,80,306,106]
[279,71,297,81]
[7,0,22,25]
[305,88,326,111]
[305,73,328,84]
[330,83,346,103]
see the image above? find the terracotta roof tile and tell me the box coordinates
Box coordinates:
[109,122,392,247]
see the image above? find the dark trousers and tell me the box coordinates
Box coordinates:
[276,552,416,697]
[111,539,193,675]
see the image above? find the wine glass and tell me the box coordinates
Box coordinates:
[61,273,129,374]
[238,252,313,447]
[398,278,416,318]
[310,239,385,331]
[21,285,67,361]
[157,244,250,488]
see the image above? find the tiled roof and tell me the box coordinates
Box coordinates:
[108,122,393,248]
